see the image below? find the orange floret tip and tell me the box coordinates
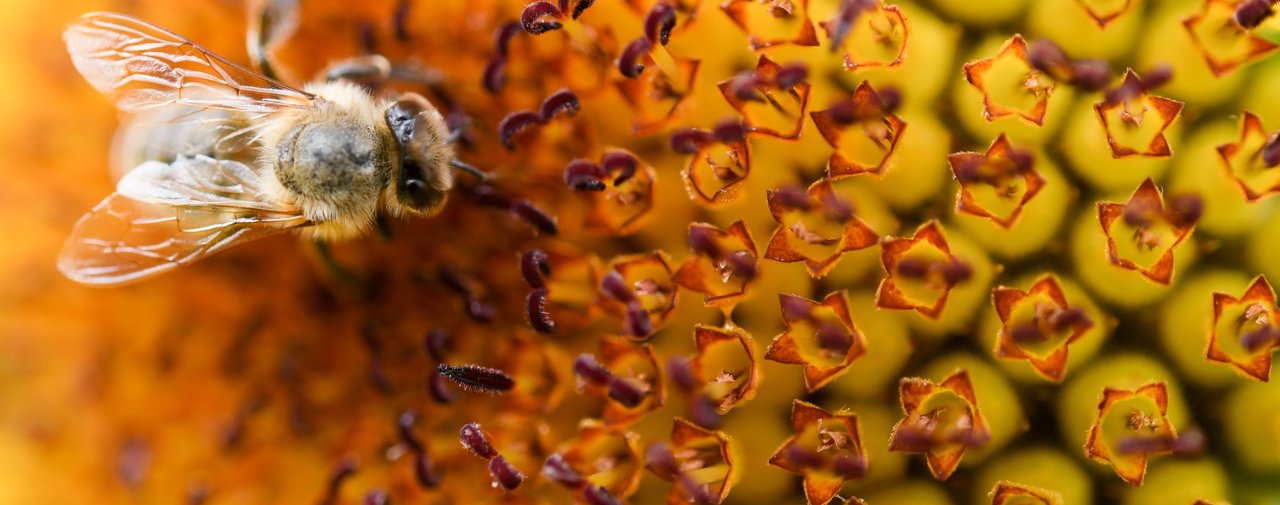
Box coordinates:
[1183,0,1279,77]
[963,34,1055,126]
[1093,69,1183,158]
[1217,110,1280,201]
[672,220,760,311]
[767,400,868,505]
[876,221,973,319]
[672,118,751,205]
[989,481,1064,505]
[646,418,737,504]
[718,55,812,139]
[992,275,1095,382]
[1206,275,1280,381]
[689,324,761,417]
[599,251,680,339]
[820,0,909,71]
[1097,178,1200,285]
[811,80,906,178]
[1084,381,1177,486]
[765,291,869,392]
[764,179,880,277]
[721,0,820,50]
[949,133,1045,228]
[888,370,991,480]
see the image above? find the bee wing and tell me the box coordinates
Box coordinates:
[58,156,309,286]
[64,12,316,114]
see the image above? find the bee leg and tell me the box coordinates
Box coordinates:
[324,55,393,92]
[247,0,300,81]
[374,213,395,241]
[449,159,491,182]
[311,240,368,292]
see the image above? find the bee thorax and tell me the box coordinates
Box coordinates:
[273,118,391,232]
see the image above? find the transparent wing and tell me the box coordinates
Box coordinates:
[64,11,316,114]
[58,157,310,286]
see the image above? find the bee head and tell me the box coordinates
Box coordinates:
[385,93,454,216]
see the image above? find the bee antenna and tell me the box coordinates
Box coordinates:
[450,159,491,182]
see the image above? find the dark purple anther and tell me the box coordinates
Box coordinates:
[1263,131,1280,167]
[364,490,389,505]
[1027,38,1069,76]
[726,250,756,278]
[815,323,852,352]
[1236,0,1274,28]
[498,111,542,149]
[584,485,624,505]
[565,160,607,191]
[624,301,654,337]
[775,63,808,89]
[785,444,824,469]
[1141,64,1174,89]
[1172,427,1206,457]
[489,455,526,491]
[607,376,647,407]
[397,410,425,453]
[541,89,581,121]
[574,353,615,385]
[819,191,855,222]
[511,199,559,235]
[690,394,724,429]
[473,185,514,209]
[779,294,815,322]
[618,38,653,78]
[521,249,552,288]
[438,363,516,394]
[646,2,678,45]
[438,266,472,295]
[465,295,496,322]
[526,288,557,333]
[940,259,974,284]
[688,226,723,258]
[494,21,522,57]
[542,453,588,489]
[320,456,359,505]
[645,442,680,476]
[726,73,765,102]
[1115,434,1175,455]
[1168,193,1203,228]
[877,86,903,113]
[115,437,150,489]
[712,119,746,142]
[1048,307,1088,330]
[422,327,448,363]
[771,186,812,211]
[1010,324,1046,344]
[413,452,440,488]
[482,56,506,93]
[670,128,714,154]
[429,370,458,404]
[600,271,637,302]
[895,257,928,278]
[424,328,449,362]
[460,423,498,459]
[601,151,639,185]
[1241,324,1280,352]
[679,473,718,505]
[1069,59,1112,92]
[522,1,563,34]
[666,355,699,392]
[831,452,867,479]
[571,0,596,18]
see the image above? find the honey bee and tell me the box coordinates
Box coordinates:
[59,12,480,285]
